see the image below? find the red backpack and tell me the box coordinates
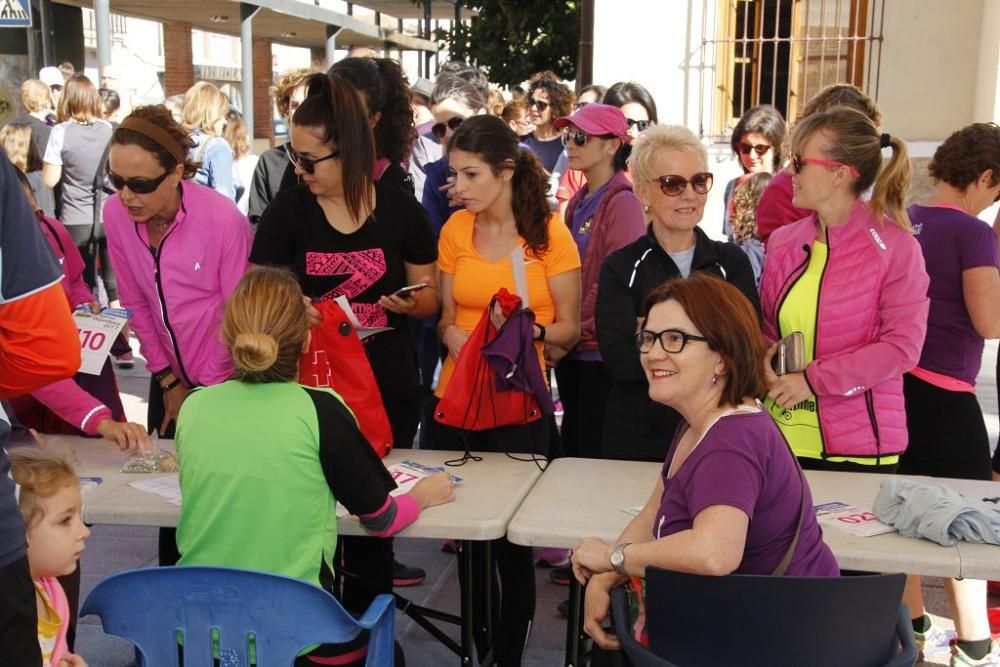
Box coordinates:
[299,300,393,457]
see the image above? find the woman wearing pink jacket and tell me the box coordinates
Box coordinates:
[759,106,929,473]
[104,105,252,440]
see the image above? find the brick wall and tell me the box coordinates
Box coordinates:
[251,38,273,143]
[162,22,193,97]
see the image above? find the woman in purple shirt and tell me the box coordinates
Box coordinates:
[899,122,1000,665]
[571,273,838,650]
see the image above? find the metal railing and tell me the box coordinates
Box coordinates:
[699,0,884,139]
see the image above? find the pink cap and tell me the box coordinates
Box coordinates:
[553,103,630,142]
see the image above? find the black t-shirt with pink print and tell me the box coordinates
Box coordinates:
[251,181,437,387]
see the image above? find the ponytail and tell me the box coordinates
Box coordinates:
[511,149,551,257]
[293,73,375,222]
[869,134,912,231]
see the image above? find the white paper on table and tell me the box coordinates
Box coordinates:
[332,295,393,340]
[814,501,896,537]
[129,475,182,506]
[73,310,128,375]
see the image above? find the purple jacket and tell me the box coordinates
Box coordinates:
[104,180,252,386]
[760,200,929,459]
[565,170,645,352]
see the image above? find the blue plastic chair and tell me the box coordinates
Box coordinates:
[610,569,916,667]
[80,566,395,666]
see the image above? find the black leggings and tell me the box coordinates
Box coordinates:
[431,412,548,666]
[67,223,116,302]
[554,359,612,459]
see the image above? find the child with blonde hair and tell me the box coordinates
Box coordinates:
[11,453,90,667]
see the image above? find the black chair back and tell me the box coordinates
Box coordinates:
[612,568,914,667]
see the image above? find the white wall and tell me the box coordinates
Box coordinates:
[877,0,983,140]
[973,0,1000,123]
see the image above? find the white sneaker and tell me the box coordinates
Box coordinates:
[951,640,1000,667]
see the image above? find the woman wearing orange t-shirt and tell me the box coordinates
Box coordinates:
[435,114,581,666]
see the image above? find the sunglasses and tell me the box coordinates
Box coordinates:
[561,129,615,148]
[573,101,590,111]
[432,116,465,139]
[529,99,549,112]
[791,154,861,178]
[287,146,341,175]
[653,173,714,197]
[108,168,170,195]
[738,142,771,157]
[626,118,652,133]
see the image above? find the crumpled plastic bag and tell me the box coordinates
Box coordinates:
[120,431,178,473]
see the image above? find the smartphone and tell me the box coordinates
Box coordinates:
[393,282,428,298]
[774,331,806,375]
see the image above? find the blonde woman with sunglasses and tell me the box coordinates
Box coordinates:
[595,124,758,463]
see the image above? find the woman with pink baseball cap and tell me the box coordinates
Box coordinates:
[551,104,646,459]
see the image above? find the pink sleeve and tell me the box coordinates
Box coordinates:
[31,377,112,435]
[56,224,95,308]
[358,493,420,537]
[38,576,70,666]
[805,233,930,397]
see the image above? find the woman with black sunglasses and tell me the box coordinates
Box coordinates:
[105,105,253,442]
[595,124,758,463]
[103,104,254,569]
[250,73,438,627]
[722,105,785,242]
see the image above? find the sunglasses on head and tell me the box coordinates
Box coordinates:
[432,116,465,139]
[738,142,771,157]
[107,168,171,195]
[286,146,341,174]
[653,173,714,196]
[790,154,860,178]
[626,118,652,133]
[573,101,590,111]
[529,99,549,112]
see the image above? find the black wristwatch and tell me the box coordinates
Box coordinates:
[534,323,547,342]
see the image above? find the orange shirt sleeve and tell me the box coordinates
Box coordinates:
[0,282,81,397]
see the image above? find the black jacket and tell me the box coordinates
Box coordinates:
[247,144,299,229]
[595,225,759,461]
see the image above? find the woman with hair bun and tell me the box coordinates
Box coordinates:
[176,267,455,667]
[435,113,582,666]
[251,72,439,598]
[759,106,929,474]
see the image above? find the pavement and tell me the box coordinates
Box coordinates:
[71,339,1000,665]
